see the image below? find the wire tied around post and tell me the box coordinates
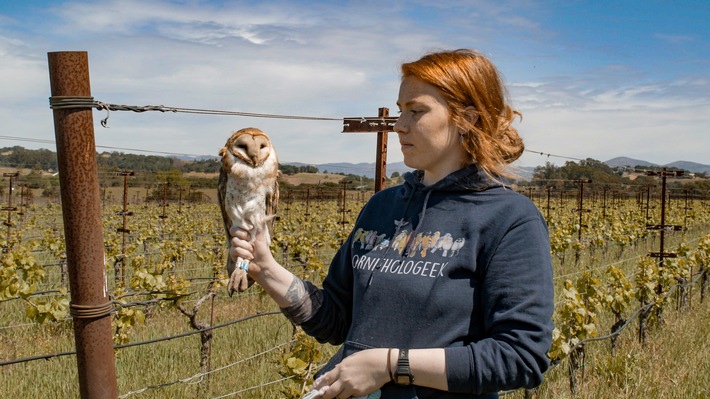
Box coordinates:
[69,300,116,319]
[49,96,177,127]
[49,95,343,128]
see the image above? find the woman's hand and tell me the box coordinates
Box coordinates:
[312,348,392,399]
[229,225,275,275]
[228,225,300,308]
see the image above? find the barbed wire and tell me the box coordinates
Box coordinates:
[48,96,343,128]
[3,106,629,166]
[525,149,586,162]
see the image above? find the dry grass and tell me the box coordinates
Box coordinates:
[2,283,707,398]
[511,293,710,399]
[280,172,348,186]
[1,211,709,398]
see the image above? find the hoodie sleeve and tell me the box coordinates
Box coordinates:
[298,240,355,345]
[286,190,394,345]
[445,212,554,394]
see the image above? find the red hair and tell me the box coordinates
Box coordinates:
[401,49,523,180]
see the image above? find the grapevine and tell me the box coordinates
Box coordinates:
[2,175,710,399]
[279,329,324,399]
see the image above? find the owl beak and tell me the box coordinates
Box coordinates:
[250,155,261,166]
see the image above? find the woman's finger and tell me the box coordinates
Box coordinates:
[229,226,252,239]
[229,237,254,261]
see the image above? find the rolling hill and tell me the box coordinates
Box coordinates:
[605,157,710,174]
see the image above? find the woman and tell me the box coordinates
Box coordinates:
[230,49,554,399]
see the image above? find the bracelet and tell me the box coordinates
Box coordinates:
[387,348,394,382]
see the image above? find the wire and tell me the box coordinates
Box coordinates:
[0,311,282,367]
[118,339,295,398]
[500,270,707,397]
[48,96,343,125]
[525,149,586,162]
[209,375,295,399]
[0,135,206,158]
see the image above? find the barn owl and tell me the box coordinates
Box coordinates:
[218,127,279,296]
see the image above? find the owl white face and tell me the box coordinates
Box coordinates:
[227,129,272,167]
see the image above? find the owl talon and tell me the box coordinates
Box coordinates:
[227,258,255,296]
[227,268,250,297]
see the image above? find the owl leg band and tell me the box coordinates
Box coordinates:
[227,258,253,296]
[239,259,250,272]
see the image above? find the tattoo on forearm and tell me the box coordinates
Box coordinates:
[280,277,323,325]
[285,277,308,305]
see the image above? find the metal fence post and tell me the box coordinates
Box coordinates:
[47,51,118,399]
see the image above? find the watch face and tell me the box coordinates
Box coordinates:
[395,373,413,385]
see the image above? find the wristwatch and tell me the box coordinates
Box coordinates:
[394,349,414,385]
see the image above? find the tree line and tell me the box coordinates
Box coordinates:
[0,146,374,200]
[526,158,709,194]
[1,146,324,175]
[5,147,705,199]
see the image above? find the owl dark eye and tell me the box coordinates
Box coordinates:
[237,144,248,150]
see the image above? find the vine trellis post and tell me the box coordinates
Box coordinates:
[2,171,19,247]
[116,170,135,288]
[645,168,684,327]
[342,107,397,192]
[544,185,555,221]
[339,179,352,244]
[572,179,592,264]
[47,51,119,399]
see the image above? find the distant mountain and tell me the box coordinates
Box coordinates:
[665,161,710,175]
[514,166,536,181]
[282,162,540,181]
[4,145,708,179]
[283,161,413,179]
[605,157,710,174]
[604,157,658,168]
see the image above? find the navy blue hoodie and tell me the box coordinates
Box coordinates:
[287,165,554,398]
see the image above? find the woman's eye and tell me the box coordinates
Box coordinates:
[397,109,422,115]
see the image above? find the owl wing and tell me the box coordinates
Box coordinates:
[265,172,280,236]
[217,167,231,245]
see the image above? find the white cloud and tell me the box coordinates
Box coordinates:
[514,74,710,166]
[1,0,708,168]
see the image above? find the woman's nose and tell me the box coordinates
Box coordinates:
[394,115,405,133]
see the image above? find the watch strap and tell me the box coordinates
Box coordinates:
[394,348,414,385]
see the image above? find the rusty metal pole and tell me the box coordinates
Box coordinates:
[47,51,118,399]
[2,172,19,246]
[342,110,397,193]
[375,107,389,193]
[117,170,134,288]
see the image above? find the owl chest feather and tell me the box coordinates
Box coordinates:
[223,156,277,229]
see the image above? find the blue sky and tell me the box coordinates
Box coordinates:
[1,0,709,169]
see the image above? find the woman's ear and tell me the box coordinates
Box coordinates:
[463,106,479,126]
